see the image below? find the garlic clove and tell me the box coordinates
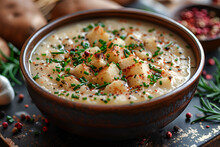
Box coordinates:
[0,75,15,105]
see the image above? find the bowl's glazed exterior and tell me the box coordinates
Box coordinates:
[20,9,204,140]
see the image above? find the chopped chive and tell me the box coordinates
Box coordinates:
[84,71,89,75]
[51,51,64,54]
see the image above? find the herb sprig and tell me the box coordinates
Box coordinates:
[196,57,220,103]
[192,97,220,123]
[194,57,220,123]
[0,43,22,85]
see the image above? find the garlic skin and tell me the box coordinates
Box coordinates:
[0,75,15,105]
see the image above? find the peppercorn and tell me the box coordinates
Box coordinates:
[18,94,24,100]
[205,74,213,80]
[206,125,210,128]
[0,111,5,118]
[26,115,31,121]
[44,118,49,124]
[166,131,172,138]
[24,104,29,108]
[173,125,180,132]
[186,112,192,119]
[208,58,215,66]
[12,127,18,134]
[14,122,23,130]
[202,70,207,76]
[42,126,48,132]
[20,114,26,120]
[2,122,8,129]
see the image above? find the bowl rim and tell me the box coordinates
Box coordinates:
[171,3,220,42]
[20,8,205,110]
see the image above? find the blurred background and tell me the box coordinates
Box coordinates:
[0,0,219,50]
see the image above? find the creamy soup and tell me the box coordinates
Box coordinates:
[29,18,196,105]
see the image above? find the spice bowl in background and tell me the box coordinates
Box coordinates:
[173,4,220,52]
[20,9,204,140]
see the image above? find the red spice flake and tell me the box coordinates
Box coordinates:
[205,74,213,80]
[26,115,31,121]
[84,51,90,56]
[24,104,29,108]
[42,126,48,132]
[206,125,210,128]
[18,94,24,100]
[186,112,192,119]
[208,58,215,66]
[166,131,172,138]
[2,122,8,129]
[15,122,23,130]
[202,70,207,76]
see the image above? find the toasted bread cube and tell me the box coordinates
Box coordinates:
[118,56,136,70]
[95,63,119,85]
[112,37,125,47]
[87,53,107,69]
[104,80,128,94]
[143,36,158,53]
[124,62,149,76]
[157,77,172,89]
[61,76,80,89]
[105,46,124,63]
[127,74,148,87]
[73,63,93,81]
[87,26,109,47]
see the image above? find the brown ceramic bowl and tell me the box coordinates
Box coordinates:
[20,9,204,140]
[172,4,220,52]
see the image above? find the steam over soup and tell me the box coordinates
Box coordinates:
[29,19,196,105]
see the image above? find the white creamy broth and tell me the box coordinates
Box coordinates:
[29,18,196,105]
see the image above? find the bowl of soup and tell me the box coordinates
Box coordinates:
[20,9,204,140]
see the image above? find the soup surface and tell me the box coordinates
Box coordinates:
[29,18,196,105]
